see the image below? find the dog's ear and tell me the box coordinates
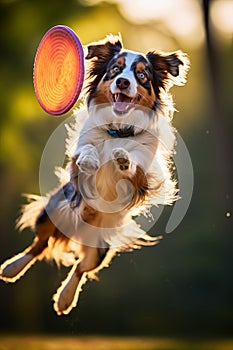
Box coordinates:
[84,35,123,102]
[146,50,190,90]
[86,34,122,62]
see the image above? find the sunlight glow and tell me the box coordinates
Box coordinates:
[211,0,233,39]
[81,0,204,48]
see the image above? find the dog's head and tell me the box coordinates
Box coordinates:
[85,34,189,117]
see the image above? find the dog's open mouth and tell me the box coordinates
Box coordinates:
[111,93,138,115]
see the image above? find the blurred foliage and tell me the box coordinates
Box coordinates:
[0,0,232,339]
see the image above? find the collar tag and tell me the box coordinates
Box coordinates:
[108,127,135,138]
[108,129,120,138]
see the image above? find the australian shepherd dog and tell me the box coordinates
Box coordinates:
[0,35,189,315]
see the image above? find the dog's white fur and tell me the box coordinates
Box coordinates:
[110,51,138,97]
[70,103,176,206]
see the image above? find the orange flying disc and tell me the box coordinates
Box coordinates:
[33,25,84,115]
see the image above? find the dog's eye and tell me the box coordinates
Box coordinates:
[137,71,146,80]
[109,66,121,78]
[113,66,120,73]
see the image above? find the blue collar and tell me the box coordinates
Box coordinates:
[107,127,135,138]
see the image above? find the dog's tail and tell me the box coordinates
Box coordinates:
[0,182,81,283]
[0,194,48,283]
[16,194,48,231]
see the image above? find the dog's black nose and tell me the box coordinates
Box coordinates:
[116,77,130,90]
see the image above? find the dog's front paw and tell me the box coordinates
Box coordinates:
[76,155,100,175]
[112,148,131,171]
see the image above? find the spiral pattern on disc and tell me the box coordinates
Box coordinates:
[33,25,84,115]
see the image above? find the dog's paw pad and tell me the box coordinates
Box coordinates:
[112,148,130,171]
[116,158,130,170]
[77,156,100,174]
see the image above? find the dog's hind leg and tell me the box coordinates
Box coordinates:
[0,238,48,282]
[53,259,87,316]
[0,210,55,283]
[53,245,108,315]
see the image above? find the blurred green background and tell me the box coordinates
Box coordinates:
[0,0,232,339]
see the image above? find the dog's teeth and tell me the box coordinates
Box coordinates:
[115,93,120,103]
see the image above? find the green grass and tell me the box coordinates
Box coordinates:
[0,336,233,350]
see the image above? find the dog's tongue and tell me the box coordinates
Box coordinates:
[114,93,131,113]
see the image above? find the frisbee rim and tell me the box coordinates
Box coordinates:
[33,25,85,116]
